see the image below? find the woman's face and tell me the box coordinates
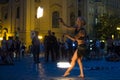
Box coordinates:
[76,18,82,26]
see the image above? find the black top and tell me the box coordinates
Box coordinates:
[74,27,86,40]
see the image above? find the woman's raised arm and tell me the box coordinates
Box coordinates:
[64,34,76,42]
[59,18,75,30]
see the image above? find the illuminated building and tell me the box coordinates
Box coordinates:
[0,0,120,48]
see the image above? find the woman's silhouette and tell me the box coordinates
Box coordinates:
[59,17,87,78]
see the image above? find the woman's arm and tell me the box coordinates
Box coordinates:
[64,34,76,42]
[59,18,75,30]
[65,34,85,45]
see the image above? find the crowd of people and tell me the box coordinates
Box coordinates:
[1,32,120,65]
[0,36,26,65]
[29,30,79,63]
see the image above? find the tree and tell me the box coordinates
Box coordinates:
[95,14,120,40]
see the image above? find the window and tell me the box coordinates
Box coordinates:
[1,6,8,20]
[16,7,20,19]
[52,11,60,28]
[4,13,8,19]
[78,10,81,16]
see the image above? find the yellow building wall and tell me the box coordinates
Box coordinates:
[0,0,78,49]
[25,0,77,47]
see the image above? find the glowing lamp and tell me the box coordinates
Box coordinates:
[37,6,43,19]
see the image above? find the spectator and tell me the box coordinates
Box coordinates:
[32,32,40,63]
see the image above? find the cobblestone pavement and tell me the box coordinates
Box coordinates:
[0,55,120,80]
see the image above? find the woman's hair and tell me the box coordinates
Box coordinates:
[78,17,86,26]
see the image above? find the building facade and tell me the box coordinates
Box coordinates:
[0,0,120,48]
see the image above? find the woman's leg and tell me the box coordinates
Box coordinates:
[77,57,84,77]
[63,50,78,77]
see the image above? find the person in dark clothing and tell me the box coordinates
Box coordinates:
[14,37,21,60]
[7,36,15,64]
[20,42,26,57]
[1,37,8,64]
[52,32,60,61]
[59,17,87,78]
[44,30,55,62]
[32,32,40,63]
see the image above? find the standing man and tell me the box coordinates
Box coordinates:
[44,30,55,62]
[32,31,40,63]
[52,32,60,61]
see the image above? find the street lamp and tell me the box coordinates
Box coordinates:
[116,27,120,30]
[36,6,43,39]
[37,6,43,19]
[117,27,120,38]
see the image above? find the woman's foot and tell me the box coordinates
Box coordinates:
[78,75,84,78]
[62,72,70,77]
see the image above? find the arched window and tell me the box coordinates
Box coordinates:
[52,11,59,28]
[70,12,75,26]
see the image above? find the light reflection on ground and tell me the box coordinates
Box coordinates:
[57,62,71,68]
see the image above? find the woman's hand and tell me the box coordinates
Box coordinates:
[64,34,67,37]
[58,18,63,23]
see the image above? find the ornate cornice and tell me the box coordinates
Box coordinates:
[50,3,62,8]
